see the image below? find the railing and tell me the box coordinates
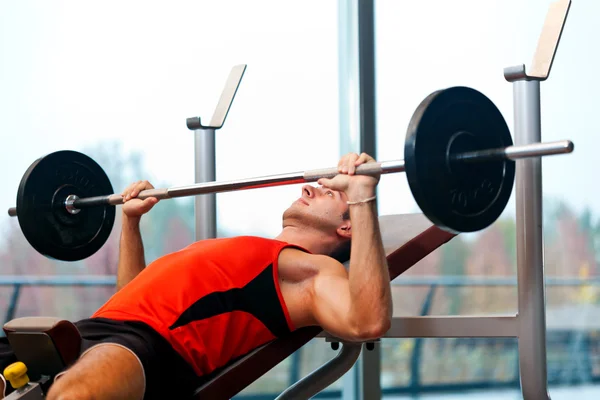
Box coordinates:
[0,275,116,325]
[1,274,599,398]
[393,276,600,395]
[393,276,600,286]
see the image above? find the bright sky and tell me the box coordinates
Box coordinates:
[0,0,598,244]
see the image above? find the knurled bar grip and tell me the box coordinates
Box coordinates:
[105,189,170,205]
[303,162,384,182]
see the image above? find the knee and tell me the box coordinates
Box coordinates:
[46,378,93,400]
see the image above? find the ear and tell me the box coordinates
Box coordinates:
[336,220,352,239]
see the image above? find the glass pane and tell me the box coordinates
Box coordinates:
[1,1,338,398]
[375,0,600,398]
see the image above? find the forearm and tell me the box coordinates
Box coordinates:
[116,216,146,290]
[347,190,392,330]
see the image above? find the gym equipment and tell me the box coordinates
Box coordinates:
[187,64,246,240]
[405,86,516,233]
[2,213,454,399]
[0,0,575,398]
[3,317,81,399]
[7,86,573,261]
[195,0,575,398]
[11,151,115,262]
[3,362,45,400]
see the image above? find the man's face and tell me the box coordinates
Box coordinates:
[283,185,350,233]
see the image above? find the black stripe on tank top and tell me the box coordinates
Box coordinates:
[168,264,291,337]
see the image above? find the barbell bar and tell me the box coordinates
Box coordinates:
[6,139,573,218]
[6,86,576,261]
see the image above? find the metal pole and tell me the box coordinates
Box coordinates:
[497,4,569,391]
[186,64,246,241]
[4,284,21,327]
[6,140,572,217]
[275,342,362,400]
[338,0,360,393]
[513,79,550,400]
[358,0,376,158]
[194,128,216,240]
[409,285,437,391]
[356,0,380,397]
[289,350,302,388]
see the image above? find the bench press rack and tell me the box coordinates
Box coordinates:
[2,1,572,399]
[284,1,572,399]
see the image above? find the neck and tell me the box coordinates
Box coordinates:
[275,225,336,255]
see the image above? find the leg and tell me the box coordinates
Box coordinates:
[47,343,145,400]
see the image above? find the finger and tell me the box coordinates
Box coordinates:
[339,154,352,174]
[131,181,148,198]
[122,183,136,199]
[338,155,350,172]
[347,153,360,175]
[353,154,370,174]
[130,186,140,199]
[138,180,154,191]
[318,178,331,188]
[355,153,369,166]
[127,181,145,200]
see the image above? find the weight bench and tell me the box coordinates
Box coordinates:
[2,317,81,399]
[191,213,455,399]
[2,213,455,399]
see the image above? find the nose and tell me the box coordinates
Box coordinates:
[302,185,315,198]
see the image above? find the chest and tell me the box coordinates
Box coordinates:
[276,255,318,329]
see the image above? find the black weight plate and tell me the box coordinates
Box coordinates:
[16,150,115,261]
[405,87,515,233]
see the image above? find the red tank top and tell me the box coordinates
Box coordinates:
[92,236,301,377]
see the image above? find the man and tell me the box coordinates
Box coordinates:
[1,152,392,400]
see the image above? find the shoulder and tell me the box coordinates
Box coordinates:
[276,247,349,329]
[278,247,348,279]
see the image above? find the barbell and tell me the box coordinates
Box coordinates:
[7,86,574,262]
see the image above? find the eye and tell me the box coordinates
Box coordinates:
[326,191,333,197]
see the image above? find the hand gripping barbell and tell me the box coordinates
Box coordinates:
[7,86,574,261]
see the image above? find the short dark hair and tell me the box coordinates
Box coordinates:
[342,209,350,221]
[330,239,351,264]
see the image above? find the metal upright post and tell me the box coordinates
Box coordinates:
[512,77,549,400]
[338,0,377,396]
[187,64,246,241]
[503,1,571,399]
[193,129,216,240]
[354,0,380,398]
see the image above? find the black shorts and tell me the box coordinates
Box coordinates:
[1,318,201,399]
